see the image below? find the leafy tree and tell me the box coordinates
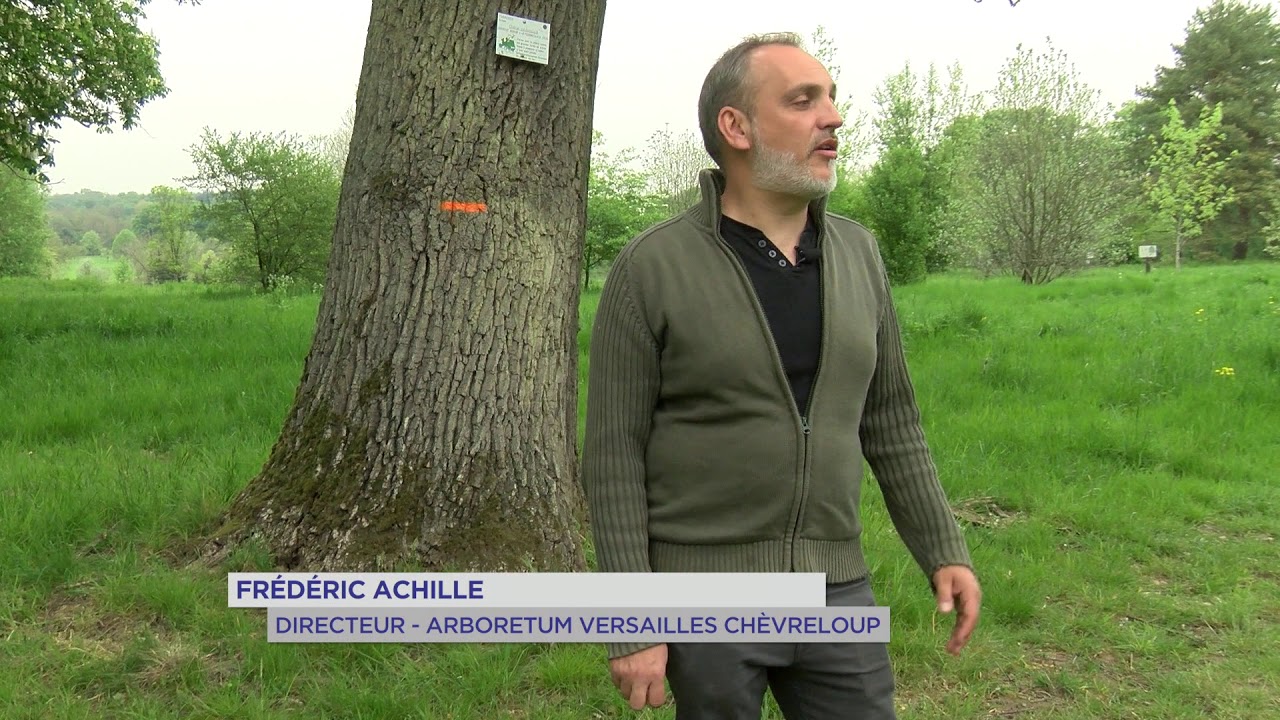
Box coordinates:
[585,134,663,289]
[861,142,930,284]
[184,129,340,291]
[1127,0,1280,251]
[643,126,710,217]
[81,230,104,256]
[1145,100,1235,269]
[923,112,985,271]
[826,174,870,222]
[114,258,134,283]
[0,169,56,278]
[111,228,138,257]
[0,0,197,180]
[863,62,978,278]
[941,42,1127,284]
[873,62,978,154]
[143,185,195,282]
[1262,187,1280,259]
[130,198,164,240]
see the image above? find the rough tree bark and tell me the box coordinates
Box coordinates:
[200,0,606,572]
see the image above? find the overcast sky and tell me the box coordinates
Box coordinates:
[41,0,1276,195]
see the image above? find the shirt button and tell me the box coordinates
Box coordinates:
[768,250,777,258]
[757,240,767,248]
[778,260,787,267]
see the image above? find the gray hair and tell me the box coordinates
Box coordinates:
[697,32,807,166]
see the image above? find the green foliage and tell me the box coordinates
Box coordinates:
[76,259,106,283]
[826,173,870,222]
[143,185,196,283]
[183,129,340,292]
[114,258,134,284]
[81,230,104,256]
[46,190,149,248]
[111,228,138,258]
[861,62,977,279]
[641,127,709,217]
[0,169,56,278]
[129,196,169,243]
[585,134,665,289]
[0,0,191,180]
[872,62,976,152]
[940,42,1128,284]
[1262,186,1280,260]
[861,142,930,284]
[1145,100,1236,269]
[1128,0,1280,248]
[191,249,220,284]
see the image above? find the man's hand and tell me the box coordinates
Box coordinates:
[608,644,668,710]
[933,565,981,655]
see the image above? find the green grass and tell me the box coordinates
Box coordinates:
[2,262,1278,718]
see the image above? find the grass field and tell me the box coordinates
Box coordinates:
[1,263,1278,719]
[56,255,128,282]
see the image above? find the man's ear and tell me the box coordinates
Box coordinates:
[718,107,752,153]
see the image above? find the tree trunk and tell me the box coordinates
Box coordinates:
[199,0,606,572]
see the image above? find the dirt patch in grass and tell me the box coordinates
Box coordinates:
[1053,525,1086,551]
[1132,567,1175,597]
[985,689,1060,718]
[1197,523,1231,540]
[1090,649,1155,693]
[38,588,239,694]
[1251,566,1280,582]
[952,496,1023,529]
[1175,619,1223,648]
[1026,648,1075,673]
[43,588,133,660]
[1196,523,1276,544]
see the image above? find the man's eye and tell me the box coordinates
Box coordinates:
[793,99,811,108]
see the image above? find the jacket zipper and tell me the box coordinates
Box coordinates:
[796,241,826,572]
[712,220,827,572]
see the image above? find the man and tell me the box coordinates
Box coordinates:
[580,32,980,719]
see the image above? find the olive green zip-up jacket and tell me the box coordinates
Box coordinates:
[581,169,972,657]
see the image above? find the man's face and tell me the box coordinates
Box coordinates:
[741,45,843,199]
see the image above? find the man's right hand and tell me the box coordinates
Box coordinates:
[608,644,668,710]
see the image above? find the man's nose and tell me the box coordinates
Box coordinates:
[822,97,843,129]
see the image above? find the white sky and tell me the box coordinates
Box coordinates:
[41,0,1276,195]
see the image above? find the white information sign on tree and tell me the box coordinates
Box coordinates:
[496,13,550,65]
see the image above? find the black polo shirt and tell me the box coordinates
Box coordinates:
[720,214,823,417]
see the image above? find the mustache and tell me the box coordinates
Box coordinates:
[811,135,839,151]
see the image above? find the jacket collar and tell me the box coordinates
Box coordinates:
[686,168,830,245]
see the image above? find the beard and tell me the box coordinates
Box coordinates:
[748,128,838,199]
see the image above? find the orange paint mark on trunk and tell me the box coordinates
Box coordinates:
[440,201,488,213]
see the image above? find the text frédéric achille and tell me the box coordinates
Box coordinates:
[238,576,484,601]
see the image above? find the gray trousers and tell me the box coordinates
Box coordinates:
[665,578,897,720]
